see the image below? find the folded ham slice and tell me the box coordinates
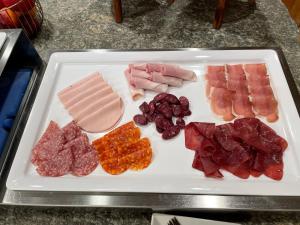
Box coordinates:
[129,76,168,93]
[124,69,144,101]
[129,68,183,87]
[161,64,197,81]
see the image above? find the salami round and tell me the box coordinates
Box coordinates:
[36,148,73,177]
[62,121,82,142]
[71,150,98,176]
[31,121,65,165]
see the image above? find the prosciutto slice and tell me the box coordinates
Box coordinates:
[245,63,278,122]
[210,87,235,121]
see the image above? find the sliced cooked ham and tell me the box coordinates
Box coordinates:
[129,63,147,71]
[150,72,183,87]
[161,64,197,81]
[58,72,124,132]
[129,68,183,87]
[124,68,144,101]
[129,76,168,93]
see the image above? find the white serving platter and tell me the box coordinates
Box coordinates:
[6,50,300,195]
[151,213,241,225]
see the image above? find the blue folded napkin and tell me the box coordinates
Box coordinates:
[0,68,32,154]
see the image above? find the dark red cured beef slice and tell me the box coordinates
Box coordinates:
[192,151,204,171]
[263,152,283,180]
[233,118,285,153]
[214,124,240,152]
[259,122,288,151]
[185,123,205,151]
[185,123,216,151]
[192,122,216,139]
[224,161,251,179]
[71,149,98,176]
[64,133,90,160]
[200,156,223,178]
[214,124,251,167]
[253,151,283,180]
[193,151,223,178]
[31,121,65,165]
[36,147,73,177]
[62,121,82,142]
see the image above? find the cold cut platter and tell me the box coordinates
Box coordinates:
[4,49,300,204]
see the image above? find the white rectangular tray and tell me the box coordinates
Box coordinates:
[6,49,300,195]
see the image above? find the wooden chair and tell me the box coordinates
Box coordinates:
[213,0,256,29]
[112,0,256,29]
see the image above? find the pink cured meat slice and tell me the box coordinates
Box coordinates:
[124,69,144,100]
[130,76,168,93]
[227,80,248,92]
[232,94,255,117]
[58,73,104,103]
[206,72,226,82]
[249,85,274,96]
[62,121,82,142]
[210,87,235,121]
[244,64,267,77]
[31,121,65,165]
[130,68,151,79]
[129,63,147,71]
[247,76,270,86]
[129,69,183,87]
[151,72,183,87]
[161,64,197,81]
[146,63,163,73]
[226,64,244,76]
[71,149,98,176]
[207,65,225,74]
[207,80,227,89]
[36,147,73,177]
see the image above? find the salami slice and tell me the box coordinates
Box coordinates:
[31,121,65,165]
[36,147,73,177]
[62,121,82,142]
[71,149,98,176]
[65,134,90,160]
